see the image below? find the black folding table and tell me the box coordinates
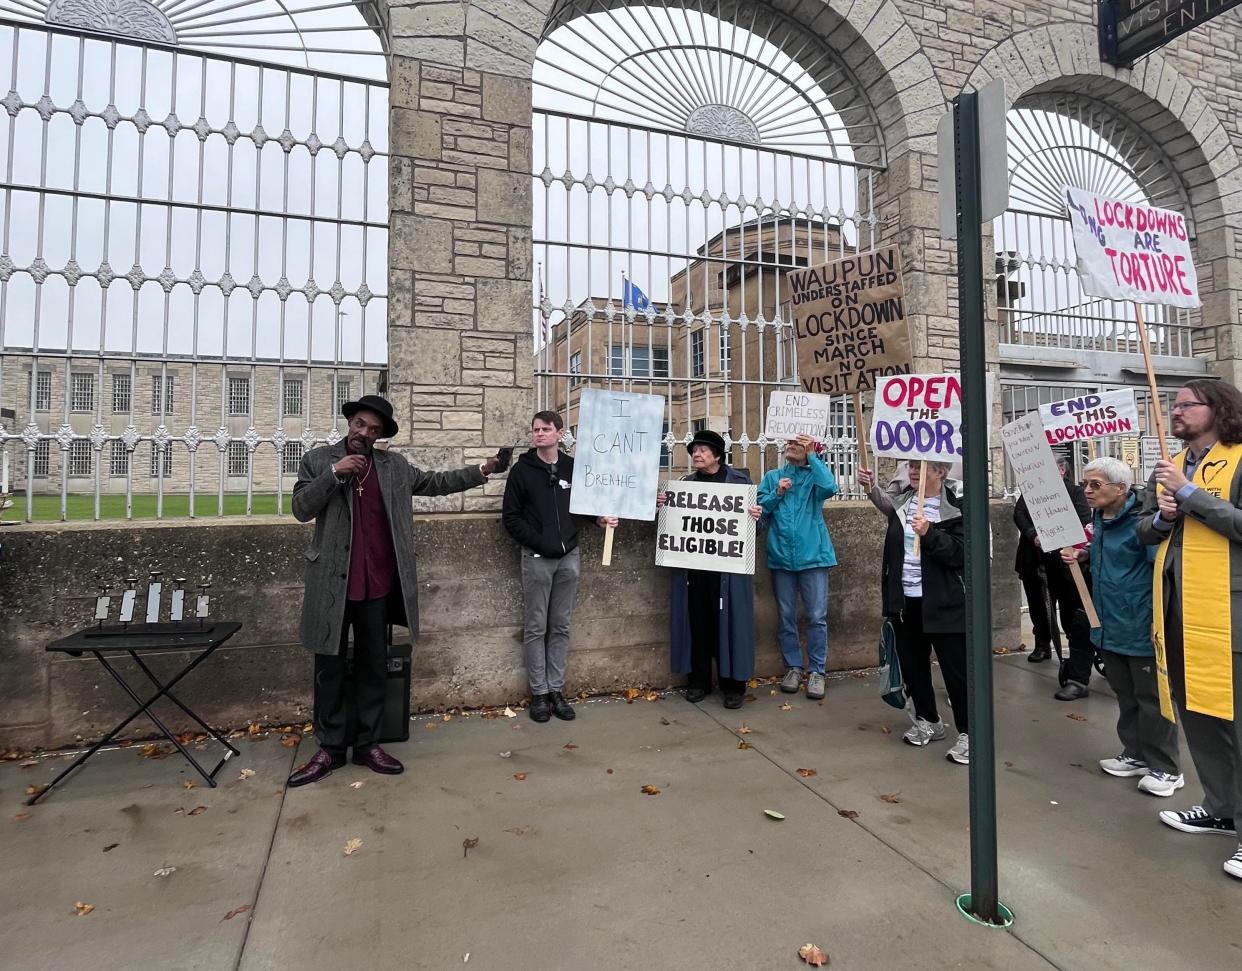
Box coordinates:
[29,621,243,805]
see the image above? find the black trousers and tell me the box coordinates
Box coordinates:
[1044,558,1095,685]
[687,571,746,696]
[313,598,388,755]
[1018,565,1053,650]
[892,597,969,734]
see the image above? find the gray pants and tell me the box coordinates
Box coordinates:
[1174,652,1242,831]
[520,547,580,695]
[1099,649,1179,775]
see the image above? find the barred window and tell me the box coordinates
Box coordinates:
[152,375,174,415]
[227,441,249,477]
[333,378,352,413]
[691,331,705,378]
[32,439,50,477]
[150,445,172,478]
[70,373,95,413]
[282,379,304,417]
[30,370,51,412]
[569,352,582,387]
[110,441,129,476]
[228,377,251,416]
[282,441,304,475]
[68,440,92,476]
[112,374,131,413]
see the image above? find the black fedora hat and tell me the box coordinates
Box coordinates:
[342,394,399,439]
[688,428,726,460]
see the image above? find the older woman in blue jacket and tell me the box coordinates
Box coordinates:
[757,434,839,700]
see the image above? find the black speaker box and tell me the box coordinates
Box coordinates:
[345,637,411,745]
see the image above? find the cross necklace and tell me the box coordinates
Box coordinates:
[355,458,374,497]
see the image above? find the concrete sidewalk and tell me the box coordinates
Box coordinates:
[3,655,1241,970]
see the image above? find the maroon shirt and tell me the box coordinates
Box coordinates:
[346,458,397,602]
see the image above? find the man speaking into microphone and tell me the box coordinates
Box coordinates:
[288,394,508,786]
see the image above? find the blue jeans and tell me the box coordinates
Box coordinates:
[771,568,829,674]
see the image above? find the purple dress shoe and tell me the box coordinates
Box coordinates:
[288,748,346,787]
[352,744,404,775]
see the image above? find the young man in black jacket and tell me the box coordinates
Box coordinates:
[502,410,617,722]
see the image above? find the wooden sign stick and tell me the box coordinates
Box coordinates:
[852,392,870,471]
[1067,558,1101,629]
[602,524,615,567]
[912,460,929,556]
[1133,303,1173,462]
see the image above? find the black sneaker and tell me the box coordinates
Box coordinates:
[547,691,576,721]
[1054,681,1089,701]
[685,687,708,703]
[529,694,552,723]
[1027,644,1051,663]
[723,693,744,710]
[1159,806,1238,836]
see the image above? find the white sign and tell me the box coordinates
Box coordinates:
[1140,436,1182,481]
[764,391,831,442]
[1065,188,1200,309]
[1038,389,1140,445]
[870,373,994,462]
[569,388,666,521]
[655,480,757,576]
[1002,412,1087,551]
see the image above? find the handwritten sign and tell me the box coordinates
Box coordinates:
[1039,389,1139,445]
[655,480,757,576]
[1119,437,1140,480]
[1002,412,1088,550]
[569,388,665,521]
[1140,436,1182,481]
[1065,189,1200,309]
[788,246,914,395]
[764,391,831,442]
[870,373,993,462]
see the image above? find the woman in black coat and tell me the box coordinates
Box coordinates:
[858,461,970,766]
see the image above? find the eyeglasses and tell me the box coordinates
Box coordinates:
[1171,402,1209,413]
[1083,479,1123,490]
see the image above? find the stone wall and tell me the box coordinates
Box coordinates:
[0,501,1021,750]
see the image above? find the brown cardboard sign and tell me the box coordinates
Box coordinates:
[788,246,913,395]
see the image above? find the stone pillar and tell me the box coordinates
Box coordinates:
[382,2,541,511]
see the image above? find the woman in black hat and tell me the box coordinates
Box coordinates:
[658,429,762,709]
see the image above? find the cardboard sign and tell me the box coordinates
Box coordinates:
[1002,412,1088,550]
[569,388,665,521]
[655,480,757,576]
[1065,189,1200,309]
[1140,436,1182,481]
[788,246,914,395]
[1038,389,1140,445]
[1119,436,1140,480]
[764,390,831,442]
[870,373,993,462]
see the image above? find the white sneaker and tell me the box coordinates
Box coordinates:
[1099,755,1149,778]
[946,733,970,765]
[1225,845,1242,880]
[1159,806,1238,836]
[903,717,946,747]
[1137,771,1185,797]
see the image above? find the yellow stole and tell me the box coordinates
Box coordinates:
[1152,442,1242,722]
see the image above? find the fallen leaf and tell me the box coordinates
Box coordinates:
[879,792,902,804]
[748,678,760,689]
[880,726,892,735]
[279,734,300,748]
[623,688,642,702]
[769,689,778,696]
[498,751,512,759]
[837,809,859,820]
[513,772,527,781]
[1067,713,1088,722]
[606,768,614,774]
[343,838,363,856]
[238,768,255,780]
[302,723,313,733]
[644,691,659,702]
[12,813,30,822]
[856,724,868,731]
[173,808,185,815]
[737,741,753,750]
[764,809,785,820]
[153,865,176,877]
[743,694,756,704]
[779,703,793,711]
[247,723,261,735]
[349,781,365,790]
[659,717,671,726]
[1004,761,1015,768]
[74,901,94,917]
[503,707,517,718]
[736,724,753,735]
[424,723,438,731]
[442,713,452,722]
[24,784,46,797]
[188,805,208,816]
[563,742,579,750]
[222,904,250,921]
[640,784,660,795]
[992,646,1012,656]
[102,843,119,852]
[798,942,830,966]
[1069,762,1084,768]
[795,768,817,778]
[182,780,196,790]
[139,743,168,759]
[462,836,479,858]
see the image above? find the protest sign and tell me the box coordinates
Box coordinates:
[788,246,914,396]
[570,388,665,524]
[1119,437,1140,480]
[1002,411,1099,627]
[764,390,831,442]
[869,373,994,462]
[655,480,757,576]
[1064,189,1200,309]
[1038,389,1139,445]
[1140,436,1182,481]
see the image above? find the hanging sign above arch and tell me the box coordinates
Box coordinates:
[1099,0,1242,67]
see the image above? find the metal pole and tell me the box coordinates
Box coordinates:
[953,90,999,923]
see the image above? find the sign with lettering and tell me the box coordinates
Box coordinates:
[870,373,994,462]
[1119,437,1141,480]
[1002,412,1088,551]
[1065,188,1200,309]
[1038,389,1140,445]
[1100,0,1241,68]
[655,480,757,575]
[1140,436,1183,481]
[764,390,831,442]
[788,246,914,395]
[569,388,666,521]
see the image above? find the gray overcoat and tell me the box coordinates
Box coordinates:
[292,441,485,655]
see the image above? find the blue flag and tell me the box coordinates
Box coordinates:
[623,278,651,312]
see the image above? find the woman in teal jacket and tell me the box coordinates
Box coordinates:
[757,434,839,700]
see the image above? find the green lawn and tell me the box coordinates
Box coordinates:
[1,493,289,522]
